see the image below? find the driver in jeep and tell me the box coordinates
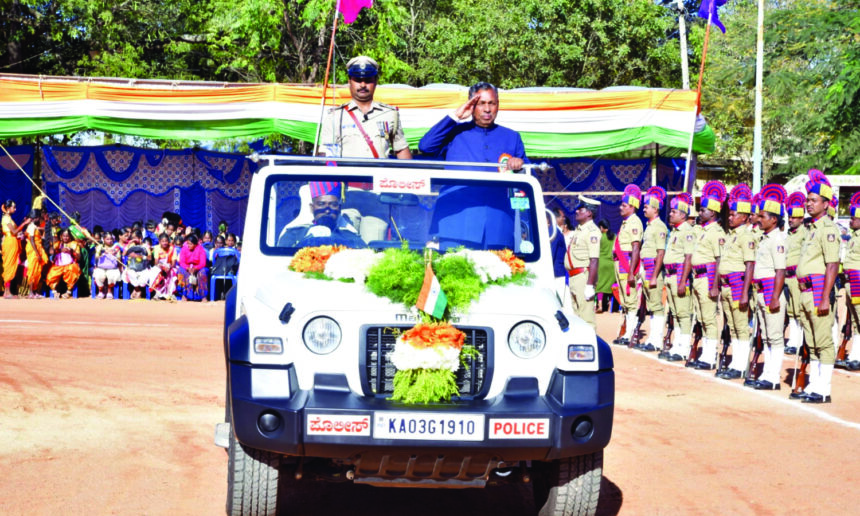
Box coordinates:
[277,181,367,248]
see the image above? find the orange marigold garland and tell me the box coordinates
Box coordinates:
[289,245,345,273]
[491,249,526,275]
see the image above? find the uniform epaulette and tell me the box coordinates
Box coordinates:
[375,101,398,111]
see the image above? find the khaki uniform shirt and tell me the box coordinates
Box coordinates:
[616,214,643,252]
[691,220,724,266]
[754,229,787,279]
[797,216,841,277]
[785,225,808,269]
[844,229,860,270]
[320,100,408,158]
[640,218,668,259]
[566,219,601,268]
[664,221,695,264]
[718,225,756,275]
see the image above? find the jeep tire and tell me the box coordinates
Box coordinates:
[227,431,281,516]
[534,450,603,516]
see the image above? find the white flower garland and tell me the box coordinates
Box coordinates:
[448,249,512,283]
[389,336,462,373]
[324,248,382,283]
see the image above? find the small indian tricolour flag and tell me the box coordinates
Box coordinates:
[415,263,447,319]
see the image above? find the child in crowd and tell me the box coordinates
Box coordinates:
[201,230,214,252]
[93,232,122,299]
[122,229,151,299]
[149,233,177,300]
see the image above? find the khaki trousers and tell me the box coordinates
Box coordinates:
[786,277,801,319]
[692,276,720,339]
[642,271,665,315]
[720,286,751,341]
[755,291,786,346]
[666,274,693,334]
[614,266,639,313]
[799,290,836,365]
[570,272,595,327]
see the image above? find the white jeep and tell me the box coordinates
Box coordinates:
[216,156,614,515]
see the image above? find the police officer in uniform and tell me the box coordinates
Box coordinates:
[716,184,757,380]
[662,193,696,361]
[751,185,788,390]
[783,191,808,355]
[614,185,643,345]
[690,181,727,369]
[637,186,668,351]
[319,56,413,159]
[793,169,840,403]
[841,192,860,371]
[565,195,602,327]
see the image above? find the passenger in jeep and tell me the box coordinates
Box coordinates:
[278,181,367,249]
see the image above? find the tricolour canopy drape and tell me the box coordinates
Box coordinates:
[0,74,714,157]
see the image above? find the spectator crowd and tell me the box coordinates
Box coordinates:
[1,202,241,302]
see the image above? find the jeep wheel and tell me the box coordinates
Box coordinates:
[534,450,603,516]
[227,432,281,515]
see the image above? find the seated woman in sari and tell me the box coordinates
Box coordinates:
[46,228,81,298]
[93,232,122,299]
[148,233,177,300]
[176,234,209,302]
[122,229,151,299]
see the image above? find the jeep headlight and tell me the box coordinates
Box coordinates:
[507,322,546,358]
[303,317,341,354]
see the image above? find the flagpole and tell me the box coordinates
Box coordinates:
[676,0,690,89]
[682,10,713,194]
[751,0,765,192]
[313,1,342,157]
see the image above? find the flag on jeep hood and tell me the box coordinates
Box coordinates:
[416,263,447,319]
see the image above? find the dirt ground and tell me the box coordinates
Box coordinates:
[1,299,858,515]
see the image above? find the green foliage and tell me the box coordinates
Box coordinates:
[365,247,426,306]
[390,368,459,404]
[433,253,483,311]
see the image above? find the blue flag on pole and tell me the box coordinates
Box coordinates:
[698,0,727,33]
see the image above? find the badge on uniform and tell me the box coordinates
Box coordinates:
[748,241,755,249]
[377,121,390,138]
[686,235,693,241]
[777,245,784,253]
[632,228,638,234]
[719,238,726,246]
[659,232,666,239]
[828,234,836,242]
[591,236,598,244]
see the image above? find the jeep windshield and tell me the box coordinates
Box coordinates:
[260,171,541,261]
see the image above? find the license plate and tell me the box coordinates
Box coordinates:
[373,412,484,441]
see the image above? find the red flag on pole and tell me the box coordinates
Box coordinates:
[339,0,373,24]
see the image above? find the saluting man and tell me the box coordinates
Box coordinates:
[751,185,789,390]
[637,186,669,351]
[614,185,644,345]
[565,195,602,327]
[319,55,413,159]
[716,184,757,380]
[661,193,696,361]
[838,193,860,371]
[783,192,808,356]
[793,169,840,403]
[690,181,727,369]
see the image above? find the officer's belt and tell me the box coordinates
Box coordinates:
[567,267,586,276]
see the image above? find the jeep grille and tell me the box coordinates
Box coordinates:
[363,326,489,398]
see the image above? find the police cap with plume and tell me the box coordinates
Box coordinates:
[700,180,727,213]
[643,186,666,210]
[621,185,641,210]
[728,184,752,214]
[758,184,787,217]
[670,192,693,216]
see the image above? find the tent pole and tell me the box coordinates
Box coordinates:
[312,1,341,157]
[752,0,765,192]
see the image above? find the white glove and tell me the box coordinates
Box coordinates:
[584,284,595,301]
[306,225,332,238]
